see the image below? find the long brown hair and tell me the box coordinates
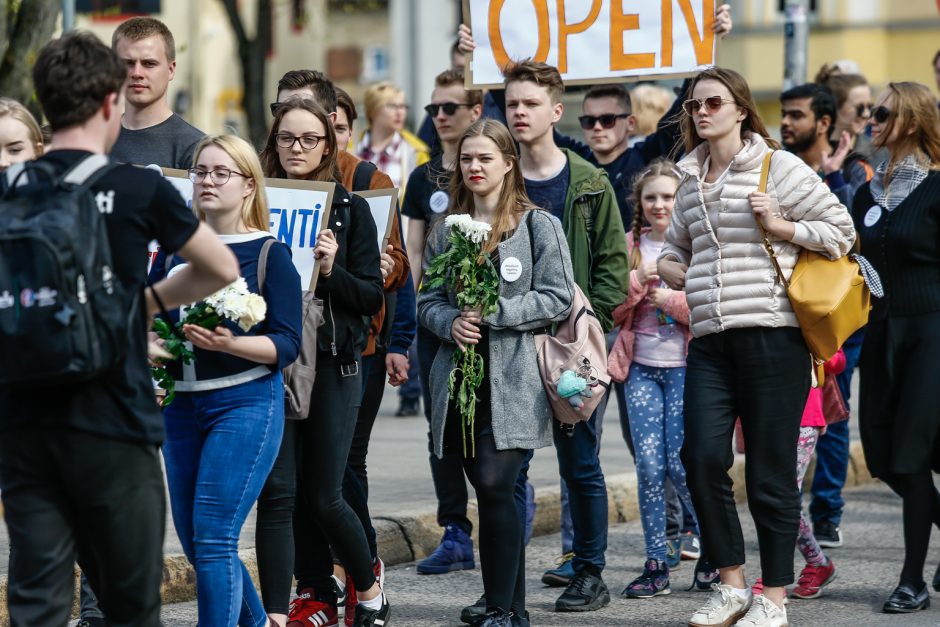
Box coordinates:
[260,98,341,182]
[447,119,537,255]
[628,159,681,269]
[874,81,940,182]
[680,67,781,153]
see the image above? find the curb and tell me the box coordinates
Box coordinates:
[0,441,872,622]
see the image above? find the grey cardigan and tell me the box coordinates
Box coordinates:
[417,210,575,457]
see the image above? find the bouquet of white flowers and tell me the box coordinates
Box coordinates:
[422,214,501,457]
[152,277,267,405]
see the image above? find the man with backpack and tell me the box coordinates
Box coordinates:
[0,32,239,626]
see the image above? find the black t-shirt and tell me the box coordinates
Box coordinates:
[525,160,571,222]
[0,150,200,443]
[401,155,454,237]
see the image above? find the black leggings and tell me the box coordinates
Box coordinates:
[881,470,940,587]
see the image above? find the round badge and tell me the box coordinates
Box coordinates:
[429,190,449,214]
[863,205,882,227]
[500,256,523,282]
[166,262,189,279]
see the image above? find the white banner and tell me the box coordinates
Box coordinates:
[355,188,400,253]
[464,0,717,87]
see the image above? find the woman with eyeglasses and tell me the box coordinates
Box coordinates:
[657,67,855,627]
[148,134,302,627]
[258,98,387,627]
[356,80,429,191]
[853,82,940,614]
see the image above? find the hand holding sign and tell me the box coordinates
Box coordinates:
[380,244,395,281]
[315,229,338,277]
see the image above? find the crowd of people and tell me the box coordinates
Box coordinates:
[0,4,939,627]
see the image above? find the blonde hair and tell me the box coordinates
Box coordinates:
[0,98,44,156]
[363,81,405,125]
[628,159,681,269]
[873,82,940,181]
[629,84,673,137]
[192,134,269,232]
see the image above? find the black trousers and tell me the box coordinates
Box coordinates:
[0,429,165,627]
[682,327,810,587]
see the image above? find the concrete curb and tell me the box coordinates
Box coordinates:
[0,441,872,622]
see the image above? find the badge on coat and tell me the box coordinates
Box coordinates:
[863,205,882,227]
[429,190,449,214]
[500,256,523,282]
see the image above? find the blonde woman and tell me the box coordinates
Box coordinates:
[148,134,302,627]
[0,98,43,170]
[356,80,429,190]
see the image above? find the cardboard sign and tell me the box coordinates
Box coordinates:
[355,188,400,253]
[161,168,335,290]
[463,0,717,88]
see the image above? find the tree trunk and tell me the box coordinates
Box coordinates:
[0,0,62,119]
[220,0,272,149]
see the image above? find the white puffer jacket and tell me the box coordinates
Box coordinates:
[661,133,856,338]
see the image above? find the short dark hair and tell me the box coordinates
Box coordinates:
[335,86,357,123]
[112,16,176,62]
[434,69,483,107]
[34,31,127,131]
[780,83,836,125]
[502,59,564,104]
[584,84,630,113]
[276,69,337,113]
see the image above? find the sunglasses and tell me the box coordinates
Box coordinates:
[871,105,894,124]
[578,113,630,130]
[682,96,736,116]
[424,102,472,117]
[855,102,874,118]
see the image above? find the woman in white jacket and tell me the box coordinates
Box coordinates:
[658,67,855,627]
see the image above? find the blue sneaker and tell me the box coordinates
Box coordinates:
[541,552,576,587]
[416,525,475,574]
[665,538,682,569]
[524,481,536,546]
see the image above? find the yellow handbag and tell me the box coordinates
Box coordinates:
[755,151,876,382]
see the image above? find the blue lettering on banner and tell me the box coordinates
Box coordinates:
[270,203,324,248]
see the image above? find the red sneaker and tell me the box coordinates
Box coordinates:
[344,576,358,627]
[792,560,836,599]
[751,578,789,599]
[288,587,338,627]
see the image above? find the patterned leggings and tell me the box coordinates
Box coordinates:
[796,426,826,566]
[625,363,699,561]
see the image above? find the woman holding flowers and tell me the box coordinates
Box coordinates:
[418,119,575,627]
[259,98,387,627]
[148,134,301,627]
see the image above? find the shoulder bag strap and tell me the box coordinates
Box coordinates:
[755,151,790,289]
[256,237,276,291]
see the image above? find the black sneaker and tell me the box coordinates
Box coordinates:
[814,520,843,548]
[477,608,512,627]
[509,609,530,627]
[353,594,390,626]
[460,594,486,624]
[76,620,107,627]
[395,397,419,417]
[688,557,721,591]
[554,568,611,612]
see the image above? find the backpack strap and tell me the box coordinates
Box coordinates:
[256,238,277,291]
[2,160,59,196]
[352,160,378,192]
[60,154,118,190]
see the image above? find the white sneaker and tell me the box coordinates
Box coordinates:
[734,595,788,626]
[688,583,752,627]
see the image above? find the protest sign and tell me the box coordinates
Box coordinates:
[355,188,400,253]
[463,0,717,87]
[161,168,334,289]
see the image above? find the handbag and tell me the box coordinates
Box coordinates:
[755,151,879,381]
[822,372,850,425]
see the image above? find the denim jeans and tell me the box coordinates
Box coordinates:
[553,398,609,572]
[164,372,284,627]
[559,389,606,554]
[399,337,422,401]
[810,331,863,526]
[625,363,698,561]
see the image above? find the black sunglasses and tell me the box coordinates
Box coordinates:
[871,105,895,124]
[855,102,873,118]
[578,113,630,130]
[424,102,471,117]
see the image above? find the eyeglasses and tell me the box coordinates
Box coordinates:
[855,102,874,118]
[188,168,248,185]
[871,105,895,124]
[682,96,736,116]
[275,133,326,151]
[424,102,472,117]
[578,113,630,130]
[384,103,409,112]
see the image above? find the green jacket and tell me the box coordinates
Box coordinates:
[560,148,630,332]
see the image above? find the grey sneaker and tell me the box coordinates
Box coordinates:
[688,583,751,626]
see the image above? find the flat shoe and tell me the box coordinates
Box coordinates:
[883,582,929,613]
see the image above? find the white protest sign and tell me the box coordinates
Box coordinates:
[463,0,717,88]
[355,188,400,253]
[162,168,334,289]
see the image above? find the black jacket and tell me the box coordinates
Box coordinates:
[315,184,384,363]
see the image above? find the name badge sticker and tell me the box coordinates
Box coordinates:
[864,205,882,227]
[500,256,523,282]
[429,190,449,214]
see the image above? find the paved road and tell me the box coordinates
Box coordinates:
[153,481,938,626]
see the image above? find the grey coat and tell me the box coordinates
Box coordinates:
[417,210,575,457]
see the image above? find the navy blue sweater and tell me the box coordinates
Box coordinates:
[149,232,302,391]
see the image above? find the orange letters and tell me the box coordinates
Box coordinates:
[556,0,602,73]
[610,2,655,71]
[487,0,551,70]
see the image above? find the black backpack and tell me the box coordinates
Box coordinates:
[0,154,132,385]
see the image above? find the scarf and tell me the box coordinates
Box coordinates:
[870,154,929,211]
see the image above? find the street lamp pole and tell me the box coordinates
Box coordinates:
[62,0,76,31]
[783,0,809,90]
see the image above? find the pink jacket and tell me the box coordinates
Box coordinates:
[801,349,847,428]
[608,229,693,383]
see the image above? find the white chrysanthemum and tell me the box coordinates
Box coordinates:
[444,214,473,230]
[445,214,491,244]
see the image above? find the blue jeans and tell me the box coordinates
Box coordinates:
[559,390,606,554]
[626,363,698,561]
[553,398,609,572]
[164,372,284,627]
[810,331,863,526]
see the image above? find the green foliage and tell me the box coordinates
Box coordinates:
[149,304,224,406]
